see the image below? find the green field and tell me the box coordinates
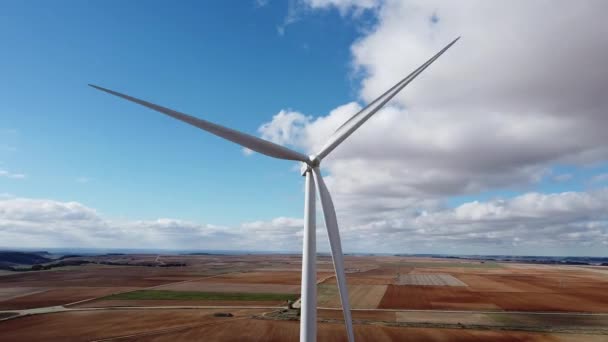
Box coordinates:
[102,290,299,302]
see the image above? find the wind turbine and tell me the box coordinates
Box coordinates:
[89,37,459,342]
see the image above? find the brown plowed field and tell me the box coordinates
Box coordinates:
[3,312,601,342]
[455,274,524,292]
[378,285,501,310]
[380,273,608,312]
[2,255,608,340]
[2,310,606,341]
[479,292,608,312]
[318,285,387,309]
[0,287,47,301]
[318,309,396,322]
[201,271,333,285]
[322,267,406,285]
[323,276,391,285]
[0,287,137,310]
[0,267,191,288]
[75,299,286,308]
[154,281,300,294]
[0,309,267,341]
[378,285,431,309]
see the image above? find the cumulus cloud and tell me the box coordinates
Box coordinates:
[253,0,608,254]
[4,2,608,256]
[264,0,608,194]
[0,197,305,251]
[1,191,606,255]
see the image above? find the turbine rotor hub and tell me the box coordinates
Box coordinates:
[301,155,320,176]
[308,155,320,167]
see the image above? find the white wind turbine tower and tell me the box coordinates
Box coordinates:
[90,37,459,342]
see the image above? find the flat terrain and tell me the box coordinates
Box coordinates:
[103,290,298,302]
[1,310,606,342]
[0,254,607,341]
[397,273,467,286]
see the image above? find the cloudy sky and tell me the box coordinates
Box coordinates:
[1,0,607,256]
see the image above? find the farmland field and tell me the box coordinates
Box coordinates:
[397,273,466,286]
[0,253,607,341]
[103,289,299,302]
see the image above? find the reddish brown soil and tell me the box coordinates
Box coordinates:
[0,309,266,341]
[155,281,300,294]
[0,287,47,301]
[479,292,608,312]
[76,299,286,308]
[318,309,396,322]
[3,311,593,342]
[322,267,407,285]
[379,285,431,309]
[379,285,502,310]
[202,271,333,285]
[324,275,394,286]
[319,285,387,309]
[0,287,137,310]
[379,274,608,312]
[0,266,191,288]
[107,318,601,342]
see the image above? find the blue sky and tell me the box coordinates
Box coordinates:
[0,1,365,224]
[1,1,607,255]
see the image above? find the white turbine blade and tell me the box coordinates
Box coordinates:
[89,84,309,163]
[316,37,460,160]
[311,167,354,342]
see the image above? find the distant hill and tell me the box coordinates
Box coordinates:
[0,251,53,266]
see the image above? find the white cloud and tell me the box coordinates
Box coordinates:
[5,2,608,256]
[255,0,270,8]
[277,0,379,35]
[305,0,380,15]
[1,192,606,255]
[0,169,25,179]
[251,1,608,254]
[0,197,305,251]
[260,1,608,204]
[76,177,91,184]
[277,0,305,36]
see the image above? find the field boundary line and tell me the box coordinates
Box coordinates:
[64,271,242,308]
[317,307,608,316]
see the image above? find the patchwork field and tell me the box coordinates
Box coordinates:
[155,281,301,294]
[397,273,466,286]
[318,284,387,309]
[0,286,137,310]
[0,253,607,341]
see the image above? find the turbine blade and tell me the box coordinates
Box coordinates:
[316,37,460,160]
[88,84,309,163]
[311,167,355,342]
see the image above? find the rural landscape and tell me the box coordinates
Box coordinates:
[3,1,608,341]
[1,251,607,341]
